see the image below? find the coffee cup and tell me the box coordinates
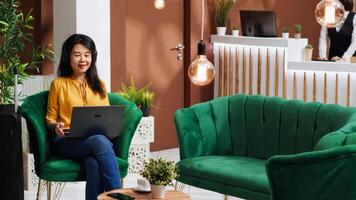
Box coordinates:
[137,178,151,191]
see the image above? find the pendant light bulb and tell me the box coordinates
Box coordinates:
[188,41,215,86]
[154,0,165,10]
[315,0,345,28]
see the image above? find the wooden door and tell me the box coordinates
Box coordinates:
[111,0,184,150]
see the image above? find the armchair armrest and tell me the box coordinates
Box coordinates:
[108,93,142,161]
[20,91,51,169]
[266,145,356,200]
[174,108,205,159]
[113,107,142,160]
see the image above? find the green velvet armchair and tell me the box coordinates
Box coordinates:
[174,94,356,200]
[21,91,142,199]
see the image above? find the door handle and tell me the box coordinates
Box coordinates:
[170,44,184,60]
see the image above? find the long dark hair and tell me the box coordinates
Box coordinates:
[340,0,354,11]
[58,34,106,98]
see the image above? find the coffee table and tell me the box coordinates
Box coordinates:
[97,188,190,200]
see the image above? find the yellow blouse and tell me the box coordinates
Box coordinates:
[46,76,109,128]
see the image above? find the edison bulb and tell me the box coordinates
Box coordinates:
[188,55,215,86]
[315,0,345,28]
[154,0,165,10]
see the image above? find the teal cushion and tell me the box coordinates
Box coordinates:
[177,156,269,194]
[41,157,83,182]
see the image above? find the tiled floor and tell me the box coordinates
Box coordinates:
[24,148,243,200]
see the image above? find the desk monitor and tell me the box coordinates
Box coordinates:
[240,10,277,37]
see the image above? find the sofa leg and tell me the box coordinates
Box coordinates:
[52,182,66,200]
[36,180,65,200]
[36,179,41,200]
[47,181,52,200]
[36,179,46,200]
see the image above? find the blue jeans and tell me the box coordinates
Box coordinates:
[51,134,121,200]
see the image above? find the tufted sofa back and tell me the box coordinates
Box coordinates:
[174,94,356,160]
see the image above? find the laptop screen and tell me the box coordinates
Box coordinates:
[240,10,277,37]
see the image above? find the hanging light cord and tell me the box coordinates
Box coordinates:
[201,0,205,41]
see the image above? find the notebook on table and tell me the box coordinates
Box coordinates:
[64,105,124,139]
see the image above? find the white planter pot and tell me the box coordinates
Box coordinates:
[151,185,166,199]
[282,32,289,39]
[303,48,313,61]
[217,27,226,36]
[232,30,239,36]
[294,33,301,39]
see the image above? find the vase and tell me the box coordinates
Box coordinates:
[232,30,239,37]
[282,32,289,39]
[151,185,166,199]
[217,27,226,36]
[294,33,301,39]
[141,107,151,117]
[303,48,313,61]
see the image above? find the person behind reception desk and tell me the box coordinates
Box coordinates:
[319,0,356,62]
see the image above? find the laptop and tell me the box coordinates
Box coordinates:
[64,105,124,139]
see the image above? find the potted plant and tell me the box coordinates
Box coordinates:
[117,77,155,116]
[232,26,239,36]
[282,26,289,39]
[294,24,302,39]
[140,90,154,117]
[0,0,53,112]
[304,44,313,61]
[215,0,235,36]
[140,158,179,199]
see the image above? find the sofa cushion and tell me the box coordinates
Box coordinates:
[178,156,269,194]
[40,156,128,182]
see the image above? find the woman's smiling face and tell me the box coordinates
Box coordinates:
[70,44,92,77]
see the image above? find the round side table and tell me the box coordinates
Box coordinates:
[97,188,190,200]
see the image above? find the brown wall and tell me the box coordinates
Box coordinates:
[21,0,53,74]
[188,0,216,106]
[111,0,184,151]
[188,0,321,111]
[226,0,320,55]
[39,0,53,75]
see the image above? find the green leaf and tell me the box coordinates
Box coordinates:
[0,20,8,27]
[0,0,53,104]
[139,158,179,186]
[215,0,235,27]
[25,24,33,29]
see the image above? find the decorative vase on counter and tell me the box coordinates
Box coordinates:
[232,29,239,36]
[282,32,289,39]
[151,185,166,199]
[303,48,313,61]
[294,33,301,39]
[217,27,227,36]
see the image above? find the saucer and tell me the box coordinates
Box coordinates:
[133,187,151,193]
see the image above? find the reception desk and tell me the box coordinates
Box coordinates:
[211,35,356,106]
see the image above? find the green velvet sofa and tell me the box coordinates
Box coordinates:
[174,94,356,200]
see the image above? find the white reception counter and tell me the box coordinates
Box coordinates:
[211,35,356,106]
